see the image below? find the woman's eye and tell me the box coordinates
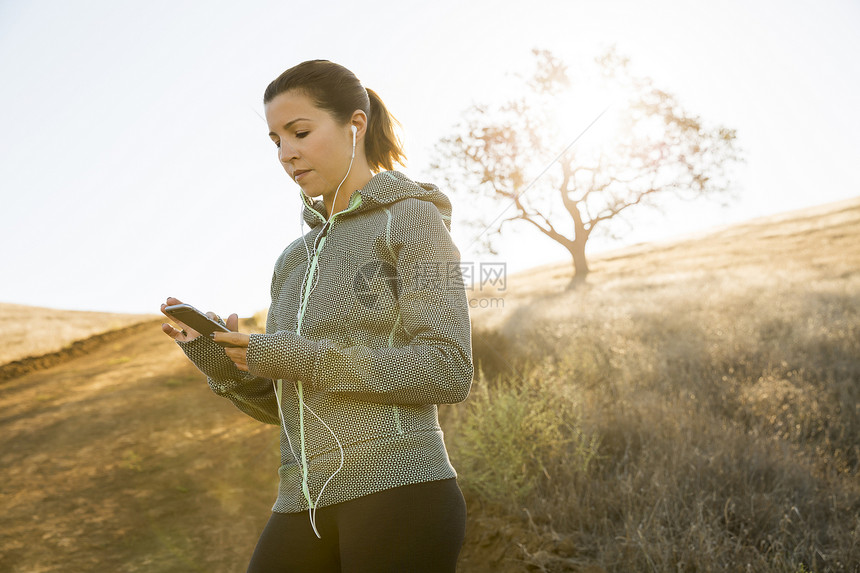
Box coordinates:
[295,131,309,139]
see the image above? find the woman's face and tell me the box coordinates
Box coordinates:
[265,90,354,200]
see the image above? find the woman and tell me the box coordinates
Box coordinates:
[159,59,473,572]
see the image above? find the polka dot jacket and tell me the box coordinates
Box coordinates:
[176,170,474,515]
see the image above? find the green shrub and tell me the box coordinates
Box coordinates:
[448,364,600,512]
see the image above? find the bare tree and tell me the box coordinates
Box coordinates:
[433,45,745,288]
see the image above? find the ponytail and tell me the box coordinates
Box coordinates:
[365,87,407,173]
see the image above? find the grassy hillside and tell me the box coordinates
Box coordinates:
[451,197,860,571]
[0,197,857,572]
[0,317,273,572]
[0,303,157,365]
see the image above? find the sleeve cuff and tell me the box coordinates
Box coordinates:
[175,334,245,382]
[246,330,320,384]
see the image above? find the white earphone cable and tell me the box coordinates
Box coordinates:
[284,125,356,538]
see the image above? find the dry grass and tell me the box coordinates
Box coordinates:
[0,303,157,364]
[1,198,858,572]
[448,197,860,572]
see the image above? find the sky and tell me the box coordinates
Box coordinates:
[1,0,858,316]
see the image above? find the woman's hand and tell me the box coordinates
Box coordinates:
[212,331,251,372]
[161,297,199,341]
[160,296,242,348]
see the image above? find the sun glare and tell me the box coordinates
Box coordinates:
[549,80,626,162]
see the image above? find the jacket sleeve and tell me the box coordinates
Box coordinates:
[175,334,281,426]
[244,199,474,405]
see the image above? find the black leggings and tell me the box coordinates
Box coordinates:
[246,478,467,573]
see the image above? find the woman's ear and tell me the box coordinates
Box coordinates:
[350,110,368,140]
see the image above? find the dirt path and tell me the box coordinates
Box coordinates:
[0,320,282,572]
[0,317,516,572]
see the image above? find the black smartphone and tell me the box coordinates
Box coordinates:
[164,303,231,337]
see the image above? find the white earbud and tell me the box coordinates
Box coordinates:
[351,124,357,149]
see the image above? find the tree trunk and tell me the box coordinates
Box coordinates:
[566,239,589,289]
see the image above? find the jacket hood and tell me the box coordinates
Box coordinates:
[300,170,453,232]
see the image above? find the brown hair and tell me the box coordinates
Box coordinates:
[263,60,406,173]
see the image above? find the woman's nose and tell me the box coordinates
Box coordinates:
[279,141,299,163]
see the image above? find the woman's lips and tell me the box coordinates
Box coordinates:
[294,170,310,182]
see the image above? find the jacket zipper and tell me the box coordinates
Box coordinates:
[287,192,364,512]
[296,192,363,334]
[393,405,403,435]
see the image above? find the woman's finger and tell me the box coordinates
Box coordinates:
[212,331,250,347]
[225,347,249,371]
[161,322,190,340]
[226,313,239,332]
